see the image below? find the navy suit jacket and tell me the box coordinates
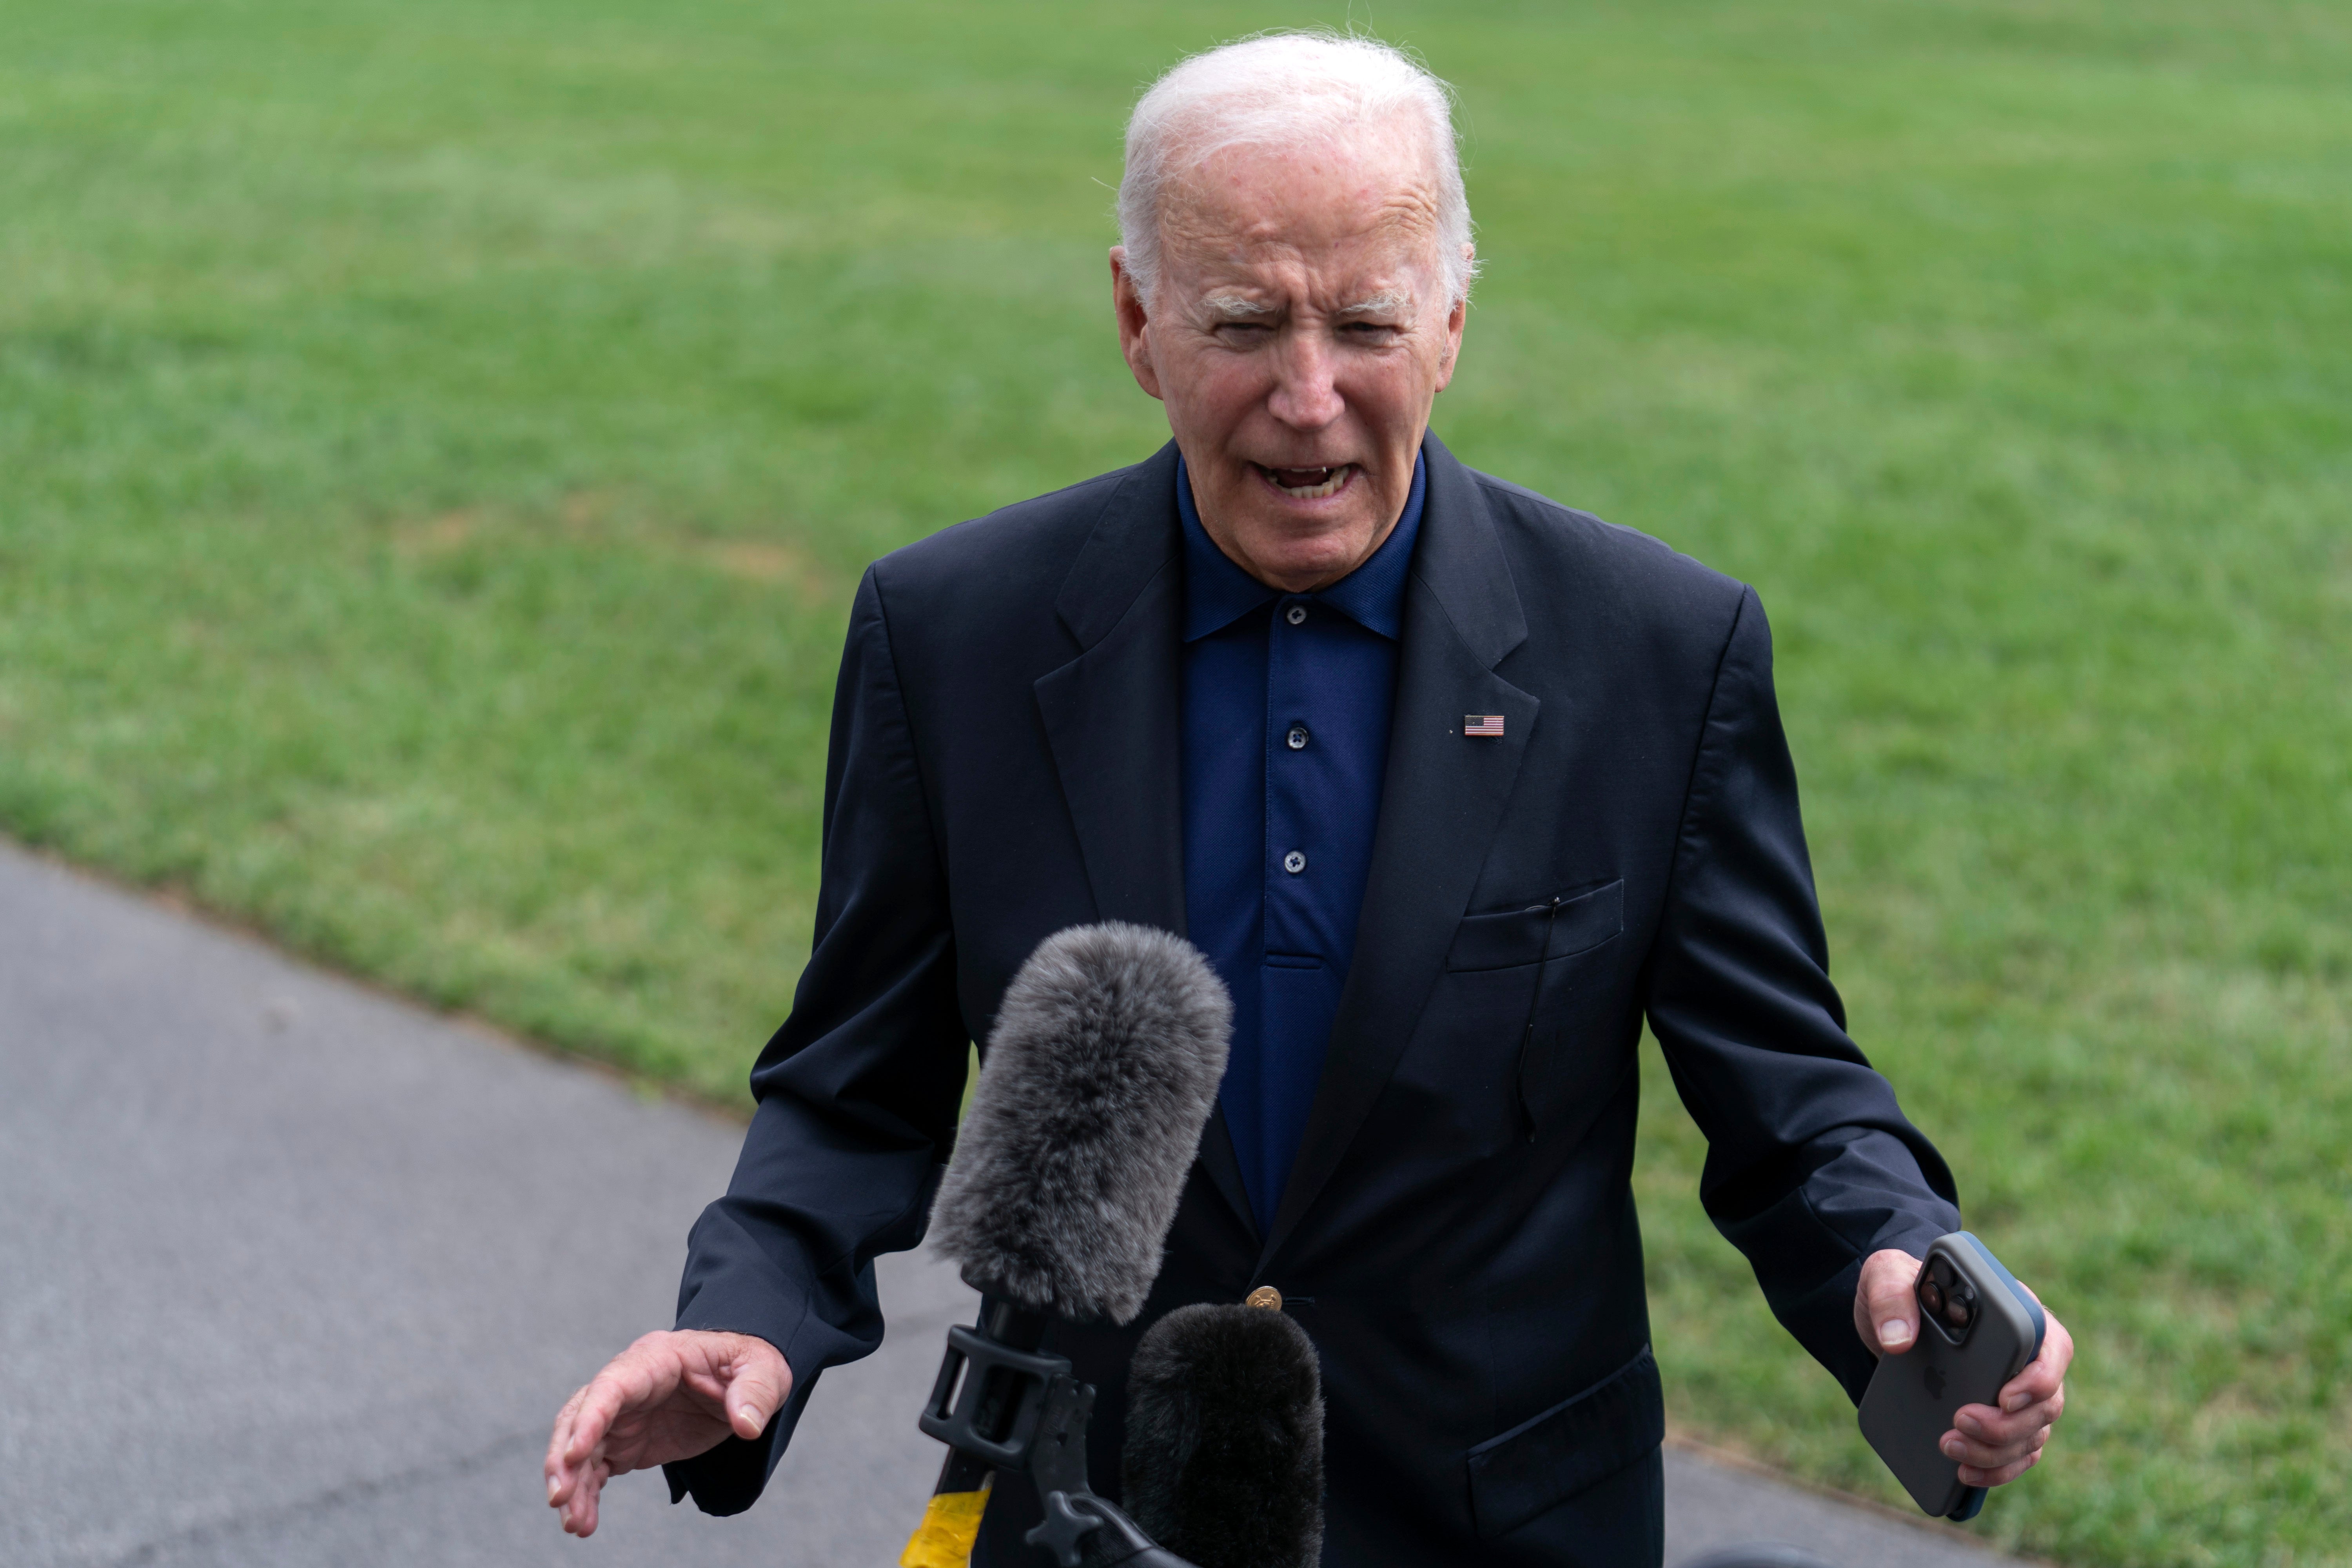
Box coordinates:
[666,435,1960,1566]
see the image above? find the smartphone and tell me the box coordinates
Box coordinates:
[1856,1232,2045,1521]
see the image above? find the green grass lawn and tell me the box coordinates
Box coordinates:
[3,2,2345,1561]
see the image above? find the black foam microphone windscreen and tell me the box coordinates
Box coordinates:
[1122,1303,1326,1568]
[928,922,1232,1325]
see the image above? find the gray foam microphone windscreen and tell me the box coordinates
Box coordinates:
[928,922,1232,1325]
[1122,1303,1326,1568]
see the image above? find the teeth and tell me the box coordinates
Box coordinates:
[1269,465,1350,499]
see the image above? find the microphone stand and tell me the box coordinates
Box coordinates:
[911,1302,1195,1568]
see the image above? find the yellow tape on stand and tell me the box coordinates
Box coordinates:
[899,1477,992,1568]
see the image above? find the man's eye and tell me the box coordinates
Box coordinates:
[1216,321,1273,339]
[1343,321,1401,339]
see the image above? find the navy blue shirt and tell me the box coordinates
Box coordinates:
[1180,454,1426,1234]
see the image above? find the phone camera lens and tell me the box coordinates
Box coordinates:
[1946,1296,1974,1329]
[1920,1279,1945,1314]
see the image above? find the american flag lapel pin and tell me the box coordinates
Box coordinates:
[1464,714,1505,738]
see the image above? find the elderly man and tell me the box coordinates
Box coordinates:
[545,33,2071,1566]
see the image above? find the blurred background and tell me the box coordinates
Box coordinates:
[2,2,2345,1564]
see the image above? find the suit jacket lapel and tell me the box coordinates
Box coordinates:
[1261,434,1537,1263]
[1032,440,1255,1236]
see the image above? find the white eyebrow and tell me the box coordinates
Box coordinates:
[1338,292,1413,318]
[1201,294,1277,319]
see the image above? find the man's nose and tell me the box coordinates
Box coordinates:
[1266,332,1344,430]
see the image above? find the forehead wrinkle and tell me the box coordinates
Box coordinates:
[1219,180,1439,250]
[1161,134,1445,245]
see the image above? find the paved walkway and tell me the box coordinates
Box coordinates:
[0,841,2032,1567]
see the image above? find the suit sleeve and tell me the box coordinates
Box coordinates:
[662,566,971,1513]
[1642,585,1960,1402]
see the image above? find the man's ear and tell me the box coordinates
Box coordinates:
[1110,248,1165,402]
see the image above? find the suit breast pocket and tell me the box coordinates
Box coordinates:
[1443,880,1630,1140]
[1445,879,1626,973]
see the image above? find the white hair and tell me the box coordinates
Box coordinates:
[1117,31,1477,310]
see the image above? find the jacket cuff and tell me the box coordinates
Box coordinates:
[1720,1177,1959,1405]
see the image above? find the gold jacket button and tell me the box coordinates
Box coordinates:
[1245,1285,1283,1311]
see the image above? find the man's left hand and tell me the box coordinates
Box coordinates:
[1853,1248,2073,1487]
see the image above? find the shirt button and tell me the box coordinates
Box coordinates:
[1286,725,1309,751]
[1282,849,1307,875]
[1285,604,1307,626]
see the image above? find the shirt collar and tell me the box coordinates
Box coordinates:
[1178,450,1426,643]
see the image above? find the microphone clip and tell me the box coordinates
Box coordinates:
[918,1324,1080,1473]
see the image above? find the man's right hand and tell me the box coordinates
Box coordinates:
[544,1330,791,1537]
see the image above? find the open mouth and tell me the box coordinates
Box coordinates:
[1256,463,1355,500]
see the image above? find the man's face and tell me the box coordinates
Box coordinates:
[1113,124,1467,593]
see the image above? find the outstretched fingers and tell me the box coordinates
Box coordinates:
[557,1451,612,1536]
[544,1386,609,1536]
[544,1387,585,1502]
[544,1336,688,1537]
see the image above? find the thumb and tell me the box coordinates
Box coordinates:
[1860,1250,1922,1355]
[723,1342,791,1441]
